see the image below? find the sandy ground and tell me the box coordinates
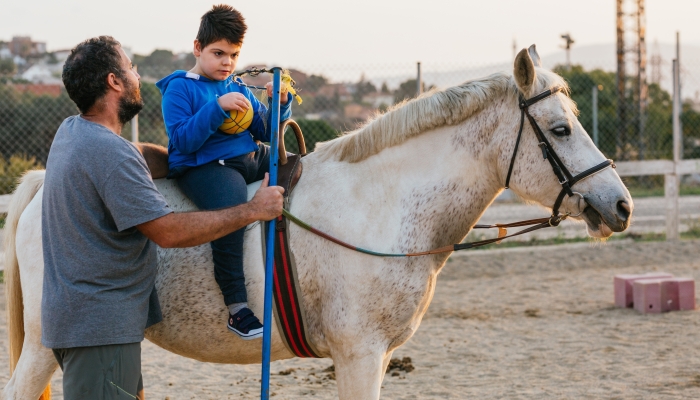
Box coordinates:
[2,239,700,399]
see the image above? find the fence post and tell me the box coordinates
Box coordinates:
[667,58,681,241]
[592,85,599,147]
[416,62,422,96]
[131,65,139,143]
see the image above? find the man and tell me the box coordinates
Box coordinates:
[41,36,284,400]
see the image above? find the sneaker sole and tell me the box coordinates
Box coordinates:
[228,325,264,340]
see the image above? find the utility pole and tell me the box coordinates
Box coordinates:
[560,33,574,70]
[616,0,647,160]
[616,0,627,159]
[637,0,647,159]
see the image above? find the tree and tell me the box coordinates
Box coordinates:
[380,82,390,94]
[0,58,16,77]
[552,64,700,161]
[306,74,328,92]
[353,74,376,102]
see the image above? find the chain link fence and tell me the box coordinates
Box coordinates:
[2,58,700,195]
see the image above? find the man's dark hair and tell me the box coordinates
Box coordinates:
[62,36,126,113]
[196,4,247,48]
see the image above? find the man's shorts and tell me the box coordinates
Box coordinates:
[53,342,143,399]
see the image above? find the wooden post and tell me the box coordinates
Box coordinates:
[416,62,422,96]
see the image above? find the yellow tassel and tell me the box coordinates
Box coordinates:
[281,70,303,105]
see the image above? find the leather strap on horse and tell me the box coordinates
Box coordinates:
[268,123,320,358]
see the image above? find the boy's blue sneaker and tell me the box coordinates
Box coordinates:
[227,308,264,340]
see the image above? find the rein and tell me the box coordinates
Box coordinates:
[282,86,615,257]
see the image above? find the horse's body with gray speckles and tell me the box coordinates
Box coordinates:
[4,46,633,400]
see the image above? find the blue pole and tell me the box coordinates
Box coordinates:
[261,68,282,400]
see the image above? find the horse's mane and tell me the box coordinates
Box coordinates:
[314,69,573,163]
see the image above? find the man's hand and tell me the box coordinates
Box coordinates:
[218,92,250,112]
[250,173,285,221]
[265,82,289,105]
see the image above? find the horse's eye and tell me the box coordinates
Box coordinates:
[551,126,570,137]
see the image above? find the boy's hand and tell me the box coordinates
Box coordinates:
[218,92,250,112]
[265,82,289,105]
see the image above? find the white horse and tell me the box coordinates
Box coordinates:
[4,46,632,400]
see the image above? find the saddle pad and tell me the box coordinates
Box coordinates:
[270,215,321,358]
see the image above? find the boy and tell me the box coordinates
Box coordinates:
[157,4,292,340]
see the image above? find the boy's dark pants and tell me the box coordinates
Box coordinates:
[177,144,270,305]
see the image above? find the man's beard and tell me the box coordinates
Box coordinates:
[117,80,144,124]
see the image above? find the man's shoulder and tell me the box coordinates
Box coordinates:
[52,116,144,175]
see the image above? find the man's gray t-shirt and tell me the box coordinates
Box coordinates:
[42,115,171,349]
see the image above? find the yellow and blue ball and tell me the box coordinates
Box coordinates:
[220,100,254,134]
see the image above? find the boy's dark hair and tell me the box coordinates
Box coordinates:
[62,36,126,113]
[197,4,247,48]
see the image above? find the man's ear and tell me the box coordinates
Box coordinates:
[106,72,123,93]
[193,40,202,57]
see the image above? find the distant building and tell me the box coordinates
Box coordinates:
[318,83,353,102]
[344,103,374,121]
[362,92,394,109]
[9,83,62,97]
[21,60,64,84]
[0,41,11,59]
[10,36,46,57]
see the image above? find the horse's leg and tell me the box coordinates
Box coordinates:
[3,185,57,400]
[333,348,388,400]
[2,342,57,399]
[381,350,394,376]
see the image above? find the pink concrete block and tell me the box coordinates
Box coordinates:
[614,273,674,308]
[669,277,696,311]
[633,279,670,314]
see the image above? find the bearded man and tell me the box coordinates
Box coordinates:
[41,36,284,400]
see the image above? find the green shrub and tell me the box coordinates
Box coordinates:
[0,154,44,194]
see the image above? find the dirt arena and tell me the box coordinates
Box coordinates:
[2,239,700,399]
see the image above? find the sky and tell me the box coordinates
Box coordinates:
[2,0,699,70]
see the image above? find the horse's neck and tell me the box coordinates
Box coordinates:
[314,103,509,260]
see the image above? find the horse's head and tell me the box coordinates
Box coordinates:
[504,45,632,238]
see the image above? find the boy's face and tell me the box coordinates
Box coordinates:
[193,39,241,81]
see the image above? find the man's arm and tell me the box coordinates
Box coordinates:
[137,174,284,248]
[135,143,169,179]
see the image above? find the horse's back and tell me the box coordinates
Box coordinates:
[146,178,292,363]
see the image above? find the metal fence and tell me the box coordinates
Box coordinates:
[2,59,700,195]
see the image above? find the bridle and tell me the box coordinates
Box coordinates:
[503,86,615,227]
[279,86,619,256]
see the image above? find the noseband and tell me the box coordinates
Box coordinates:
[503,87,615,226]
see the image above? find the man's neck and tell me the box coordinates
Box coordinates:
[81,108,123,135]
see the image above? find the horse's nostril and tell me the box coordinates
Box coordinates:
[617,200,631,221]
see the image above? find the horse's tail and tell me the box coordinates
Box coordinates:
[4,170,51,400]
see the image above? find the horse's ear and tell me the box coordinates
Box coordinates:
[528,44,542,67]
[514,48,537,96]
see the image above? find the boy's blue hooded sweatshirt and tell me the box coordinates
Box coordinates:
[156,71,292,172]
